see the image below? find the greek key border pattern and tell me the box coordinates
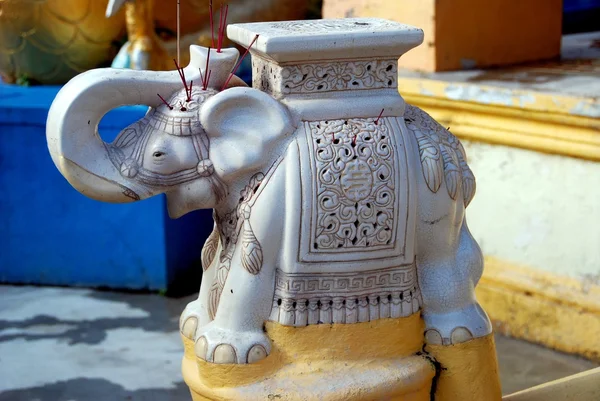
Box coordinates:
[275,264,417,299]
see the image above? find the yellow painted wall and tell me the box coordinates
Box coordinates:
[434,0,562,71]
[323,0,436,71]
[478,258,600,361]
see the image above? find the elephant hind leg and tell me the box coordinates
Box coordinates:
[423,302,491,346]
[417,218,492,345]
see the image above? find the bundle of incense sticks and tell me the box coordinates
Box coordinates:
[158,1,260,104]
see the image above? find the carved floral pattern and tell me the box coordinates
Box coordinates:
[404,105,476,206]
[253,58,397,96]
[306,118,397,251]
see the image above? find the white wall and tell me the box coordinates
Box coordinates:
[463,141,600,284]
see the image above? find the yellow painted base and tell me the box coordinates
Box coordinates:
[181,314,436,400]
[426,333,502,401]
[189,389,432,401]
[477,257,600,361]
[185,355,433,401]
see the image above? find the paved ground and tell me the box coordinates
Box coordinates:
[0,285,597,400]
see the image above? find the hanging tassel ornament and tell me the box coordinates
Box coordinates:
[239,204,263,275]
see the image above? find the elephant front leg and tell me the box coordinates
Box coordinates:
[194,258,275,364]
[179,261,218,340]
[418,221,492,345]
[180,225,221,340]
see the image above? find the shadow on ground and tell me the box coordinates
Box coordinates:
[0,379,189,401]
[0,286,597,399]
[0,289,194,346]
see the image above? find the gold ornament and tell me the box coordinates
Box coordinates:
[0,0,313,84]
[0,0,125,84]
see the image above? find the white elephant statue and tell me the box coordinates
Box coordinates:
[46,18,500,401]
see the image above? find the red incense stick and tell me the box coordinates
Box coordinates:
[157,93,173,110]
[205,70,212,90]
[203,48,211,89]
[374,108,385,125]
[217,4,229,52]
[173,58,190,97]
[209,0,215,48]
[221,34,259,90]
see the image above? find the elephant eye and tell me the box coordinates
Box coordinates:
[153,151,166,158]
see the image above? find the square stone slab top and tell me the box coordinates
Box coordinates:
[227,18,424,64]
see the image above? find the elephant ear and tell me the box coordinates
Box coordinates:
[200,87,295,174]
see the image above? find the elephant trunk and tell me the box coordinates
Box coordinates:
[46,45,239,202]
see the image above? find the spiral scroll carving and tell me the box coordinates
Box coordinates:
[306,118,397,251]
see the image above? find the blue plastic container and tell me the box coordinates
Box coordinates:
[564,0,600,12]
[0,84,212,294]
[563,0,600,34]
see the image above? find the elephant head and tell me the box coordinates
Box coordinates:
[46,45,295,218]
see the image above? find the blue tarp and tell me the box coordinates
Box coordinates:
[0,84,211,293]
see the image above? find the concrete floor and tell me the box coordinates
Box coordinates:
[0,285,597,400]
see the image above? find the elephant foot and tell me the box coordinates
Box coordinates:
[180,299,205,339]
[194,322,271,364]
[425,327,474,345]
[423,302,492,346]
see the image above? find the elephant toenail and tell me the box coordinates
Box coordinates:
[247,344,267,363]
[450,327,474,344]
[182,317,198,339]
[195,336,208,360]
[425,329,443,345]
[213,344,237,364]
